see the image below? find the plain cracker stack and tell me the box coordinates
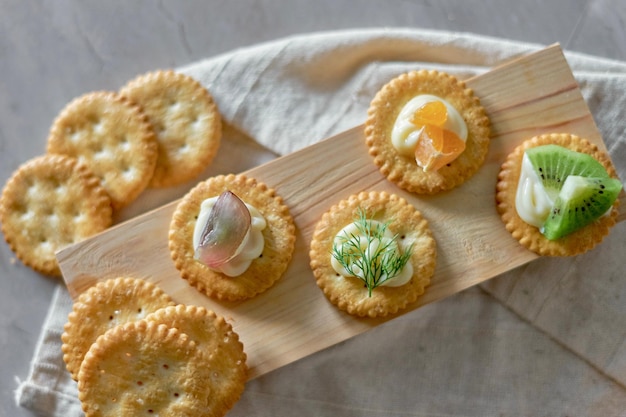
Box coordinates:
[62,277,248,416]
[47,91,158,210]
[61,277,176,380]
[0,154,112,277]
[145,305,248,415]
[365,70,491,194]
[496,133,620,256]
[120,70,222,188]
[169,173,296,301]
[78,320,215,417]
[309,191,437,318]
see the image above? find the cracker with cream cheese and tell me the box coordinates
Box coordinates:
[365,70,490,194]
[309,191,436,318]
[168,174,295,301]
[496,133,620,256]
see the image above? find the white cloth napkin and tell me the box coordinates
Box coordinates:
[15,28,626,416]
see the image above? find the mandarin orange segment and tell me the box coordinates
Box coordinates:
[414,125,466,172]
[442,129,466,153]
[411,101,447,127]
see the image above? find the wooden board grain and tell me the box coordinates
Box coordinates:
[58,44,623,379]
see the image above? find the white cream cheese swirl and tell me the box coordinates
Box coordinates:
[193,196,266,277]
[515,153,554,227]
[391,94,468,157]
[330,220,413,287]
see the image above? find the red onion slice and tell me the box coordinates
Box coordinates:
[194,191,251,268]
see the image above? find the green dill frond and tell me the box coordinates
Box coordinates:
[331,208,413,297]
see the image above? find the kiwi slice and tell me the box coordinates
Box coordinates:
[525,144,609,199]
[541,175,622,240]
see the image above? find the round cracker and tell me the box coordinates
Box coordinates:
[0,154,112,276]
[145,305,247,415]
[168,174,296,301]
[309,191,436,318]
[61,277,175,380]
[119,70,222,188]
[365,70,491,194]
[78,320,214,417]
[496,133,620,256]
[47,91,158,210]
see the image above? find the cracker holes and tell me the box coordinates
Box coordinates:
[119,160,132,173]
[71,207,82,221]
[154,123,166,137]
[69,131,81,143]
[120,164,136,182]
[189,113,203,130]
[46,177,62,189]
[93,148,108,160]
[86,113,100,126]
[45,210,58,224]
[15,204,29,219]
[178,143,190,154]
[93,121,104,135]
[118,135,131,151]
[75,155,88,168]
[25,183,41,201]
[167,98,181,112]
[54,184,68,199]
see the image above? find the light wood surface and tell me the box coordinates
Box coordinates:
[57,44,622,379]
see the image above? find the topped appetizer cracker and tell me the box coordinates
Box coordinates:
[120,70,222,188]
[365,70,490,194]
[169,174,295,301]
[496,133,622,256]
[309,191,436,318]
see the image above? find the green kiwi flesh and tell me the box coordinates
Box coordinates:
[525,144,609,200]
[541,175,622,240]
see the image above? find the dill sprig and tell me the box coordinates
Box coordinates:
[331,208,413,297]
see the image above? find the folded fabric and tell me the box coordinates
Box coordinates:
[16,28,626,416]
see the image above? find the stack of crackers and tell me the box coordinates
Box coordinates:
[62,277,247,416]
[0,70,222,277]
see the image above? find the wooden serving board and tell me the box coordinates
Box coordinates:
[58,44,624,379]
